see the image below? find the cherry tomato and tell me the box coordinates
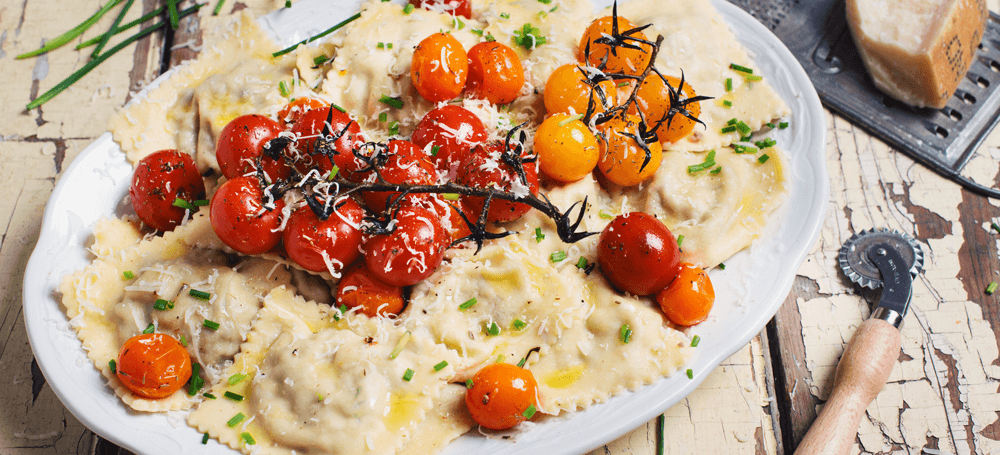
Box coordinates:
[411,33,468,103]
[116,333,192,399]
[283,199,364,274]
[210,176,286,255]
[597,212,680,295]
[364,204,449,287]
[411,105,487,173]
[633,74,702,143]
[336,262,406,318]
[442,199,472,242]
[466,42,524,105]
[578,15,653,76]
[656,263,714,326]
[408,0,472,18]
[130,149,207,232]
[534,114,600,182]
[465,363,538,430]
[277,97,327,124]
[597,113,662,186]
[216,114,290,183]
[289,107,365,178]
[457,141,539,224]
[357,140,437,213]
[543,64,617,116]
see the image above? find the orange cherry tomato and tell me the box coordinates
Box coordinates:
[336,262,405,318]
[465,363,538,430]
[411,33,468,103]
[116,333,192,399]
[578,15,653,76]
[633,74,702,143]
[543,64,616,116]
[597,113,662,186]
[534,114,599,182]
[656,263,715,326]
[277,97,327,124]
[466,42,524,105]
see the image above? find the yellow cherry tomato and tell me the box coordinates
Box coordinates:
[535,114,600,182]
[597,113,662,186]
[543,64,617,116]
[578,15,653,76]
[633,74,703,143]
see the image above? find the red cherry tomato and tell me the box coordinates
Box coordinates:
[597,212,680,295]
[336,262,406,318]
[466,41,524,105]
[408,0,471,18]
[283,199,364,274]
[442,199,472,242]
[465,363,538,430]
[411,105,487,173]
[209,176,286,255]
[216,114,290,182]
[357,140,437,213]
[656,263,714,326]
[289,107,365,178]
[364,204,448,287]
[277,97,327,124]
[116,333,192,399]
[411,33,468,103]
[456,141,539,224]
[130,149,207,232]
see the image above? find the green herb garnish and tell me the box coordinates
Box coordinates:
[686,368,694,379]
[513,319,527,330]
[403,368,415,381]
[725,78,733,92]
[172,197,197,211]
[403,3,415,14]
[687,150,717,174]
[433,360,449,372]
[522,404,537,419]
[758,154,770,164]
[189,289,211,300]
[729,63,753,74]
[550,251,567,262]
[203,319,220,330]
[109,359,117,374]
[390,331,411,360]
[487,321,501,336]
[459,298,478,311]
[575,257,589,269]
[380,94,403,109]
[123,270,135,280]
[691,335,701,347]
[619,324,632,343]
[227,413,245,427]
[224,391,244,402]
[513,23,546,50]
[534,227,545,243]
[241,432,255,446]
[988,282,998,295]
[228,373,247,386]
[142,323,155,334]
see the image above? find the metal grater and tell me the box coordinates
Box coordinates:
[727,0,1000,198]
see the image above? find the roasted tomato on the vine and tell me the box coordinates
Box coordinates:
[216,114,290,182]
[289,106,365,177]
[356,140,437,213]
[578,15,653,76]
[411,105,487,173]
[456,141,539,224]
[277,97,326,124]
[116,333,192,399]
[408,0,471,18]
[411,32,468,103]
[336,262,406,318]
[130,149,207,232]
[633,74,703,144]
[364,204,449,287]
[597,113,662,187]
[543,64,617,116]
[656,262,714,326]
[465,363,538,430]
[209,176,285,255]
[597,212,680,296]
[283,198,364,274]
[466,41,524,105]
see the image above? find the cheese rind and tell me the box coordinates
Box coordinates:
[845,0,988,109]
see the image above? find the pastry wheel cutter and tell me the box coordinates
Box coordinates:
[795,228,924,455]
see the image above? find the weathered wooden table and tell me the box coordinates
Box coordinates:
[3,0,1000,454]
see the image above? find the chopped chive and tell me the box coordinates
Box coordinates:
[153,299,174,311]
[459,298,478,311]
[575,257,589,269]
[378,113,388,123]
[331,103,346,113]
[213,0,225,15]
[20,0,124,59]
[487,321,501,336]
[538,0,552,3]
[167,0,180,29]
[272,12,361,57]
[710,167,722,175]
[745,74,763,82]
[313,55,329,66]
[513,22,546,50]
[190,289,211,300]
[741,135,753,142]
[338,304,348,316]
[550,5,558,11]
[733,145,758,154]
[278,81,291,97]
[720,126,737,134]
[109,359,117,374]
[619,324,632,344]
[500,12,510,18]
[203,392,216,399]
[172,197,197,211]
[403,3,415,14]
[285,0,292,6]
[433,360,449,372]
[77,4,176,50]
[241,432,255,446]
[735,121,752,136]
[227,413,245,427]
[677,235,684,247]
[765,122,775,129]
[522,404,537,419]
[403,368,415,381]
[686,368,694,379]
[988,282,998,295]
[719,263,726,270]
[202,433,210,444]
[599,210,615,220]
[485,33,497,42]
[691,335,701,347]
[617,81,630,87]
[388,43,394,49]
[758,154,770,164]
[228,373,247,386]
[443,193,460,201]
[537,10,547,18]
[471,29,484,36]
[465,379,474,388]
[142,323,155,334]
[192,199,209,206]
[722,100,732,108]
[224,391,244,401]
[316,392,324,401]
[725,78,733,92]
[187,363,203,395]
[513,319,527,330]
[534,227,545,243]
[328,165,340,181]
[388,121,400,136]
[779,122,789,129]
[390,331,411,359]
[203,319,221,330]
[431,145,441,156]
[550,251,567,263]
[180,335,187,346]
[992,222,1000,234]
[727,118,738,126]
[123,270,135,280]
[377,42,384,49]
[558,113,584,126]
[687,150,717,174]
[729,63,753,74]
[517,356,527,367]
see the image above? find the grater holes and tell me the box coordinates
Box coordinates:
[991,60,1000,72]
[945,109,963,122]
[961,92,978,104]
[976,75,991,88]
[933,125,949,139]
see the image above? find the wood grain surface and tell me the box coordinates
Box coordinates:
[2,0,1000,454]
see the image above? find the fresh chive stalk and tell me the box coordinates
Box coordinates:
[91,0,135,58]
[272,12,362,57]
[213,0,226,15]
[17,0,126,59]
[389,331,411,359]
[459,298,477,311]
[190,289,211,300]
[167,0,180,29]
[433,360,449,372]
[224,391,244,401]
[691,335,701,347]
[987,282,998,295]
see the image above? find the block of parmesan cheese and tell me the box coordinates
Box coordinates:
[845,0,988,109]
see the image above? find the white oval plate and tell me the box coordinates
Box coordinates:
[23,0,828,453]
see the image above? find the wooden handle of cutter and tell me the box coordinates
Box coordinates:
[794,318,901,455]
